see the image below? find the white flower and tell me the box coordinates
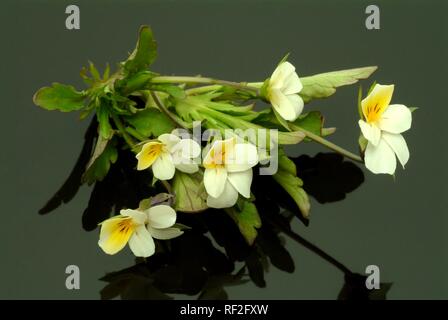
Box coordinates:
[136,133,201,180]
[203,138,258,208]
[98,205,183,257]
[267,61,304,121]
[358,84,412,175]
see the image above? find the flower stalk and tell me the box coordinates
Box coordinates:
[151,76,260,95]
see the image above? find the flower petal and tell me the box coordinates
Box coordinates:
[136,141,163,170]
[119,209,147,225]
[204,166,228,198]
[283,71,303,95]
[148,226,184,240]
[158,133,180,151]
[286,94,304,118]
[98,216,134,255]
[175,161,199,174]
[128,225,155,257]
[270,61,295,89]
[147,205,177,229]
[364,138,397,175]
[228,169,253,198]
[361,84,394,122]
[152,152,175,180]
[358,120,381,146]
[226,143,259,172]
[171,138,201,159]
[382,132,410,168]
[207,181,239,209]
[378,104,412,134]
[171,139,201,173]
[270,88,301,121]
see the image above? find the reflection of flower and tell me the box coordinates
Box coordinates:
[136,133,201,180]
[98,205,183,257]
[358,84,412,175]
[203,138,258,208]
[267,61,304,121]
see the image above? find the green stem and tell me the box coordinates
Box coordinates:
[185,84,223,95]
[152,76,259,94]
[291,124,363,163]
[111,113,136,148]
[149,91,190,129]
[125,127,147,142]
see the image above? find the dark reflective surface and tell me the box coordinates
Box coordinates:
[1,0,446,299]
[40,119,389,299]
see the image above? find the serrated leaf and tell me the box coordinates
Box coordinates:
[82,139,118,185]
[124,108,175,138]
[33,83,86,112]
[124,25,157,74]
[96,104,113,139]
[273,167,310,218]
[172,171,207,213]
[300,66,377,103]
[226,200,262,245]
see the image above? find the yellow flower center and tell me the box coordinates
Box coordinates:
[203,148,226,169]
[365,102,384,123]
[203,139,235,169]
[116,217,134,234]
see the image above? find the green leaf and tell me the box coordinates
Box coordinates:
[273,166,310,218]
[96,104,114,139]
[226,199,261,245]
[124,25,157,75]
[33,83,86,112]
[124,108,175,138]
[277,149,297,176]
[291,111,323,140]
[82,139,118,185]
[172,171,207,213]
[103,63,110,80]
[322,127,337,137]
[89,61,101,82]
[277,131,306,145]
[117,71,156,95]
[300,66,378,103]
[150,84,185,99]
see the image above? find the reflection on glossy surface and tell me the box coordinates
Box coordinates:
[39,121,391,300]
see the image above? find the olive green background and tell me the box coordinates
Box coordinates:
[0,0,446,299]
